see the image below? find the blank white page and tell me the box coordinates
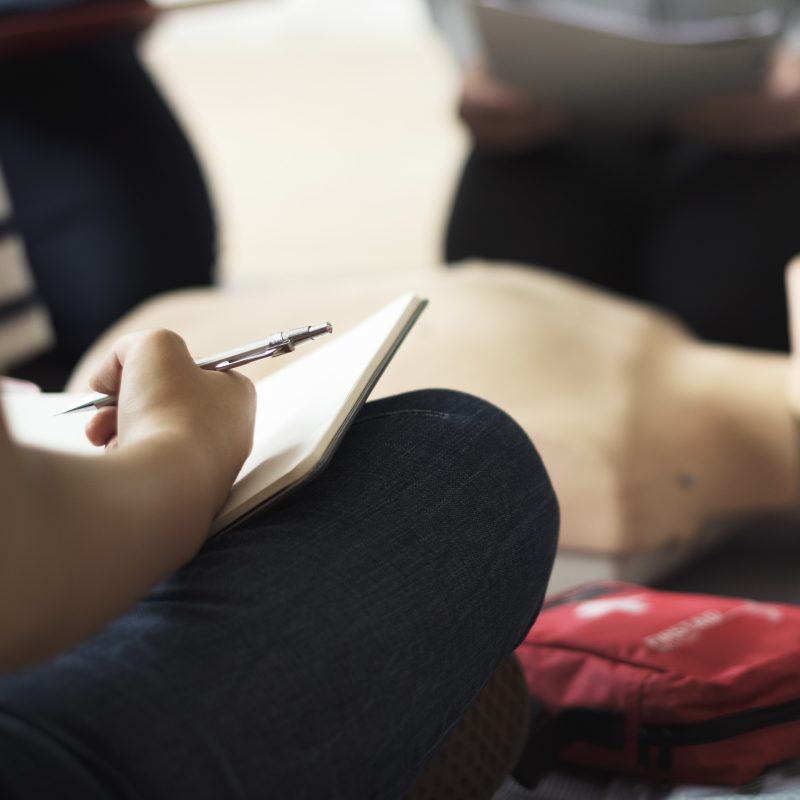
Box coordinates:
[211,292,424,533]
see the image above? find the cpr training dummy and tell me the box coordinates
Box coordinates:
[70,260,800,591]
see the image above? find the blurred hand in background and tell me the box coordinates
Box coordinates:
[675,47,800,149]
[457,61,568,154]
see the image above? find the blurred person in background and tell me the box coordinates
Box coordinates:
[429,0,800,351]
[0,0,216,388]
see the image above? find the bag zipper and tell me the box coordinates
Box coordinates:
[638,697,800,773]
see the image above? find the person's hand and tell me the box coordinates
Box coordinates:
[674,48,800,149]
[84,329,256,511]
[458,61,568,154]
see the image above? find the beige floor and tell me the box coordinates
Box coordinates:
[140,0,467,287]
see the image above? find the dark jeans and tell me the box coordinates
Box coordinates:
[0,389,559,800]
[445,138,800,351]
[0,34,216,387]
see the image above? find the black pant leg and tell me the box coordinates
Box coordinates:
[642,143,800,351]
[444,142,652,296]
[0,390,559,800]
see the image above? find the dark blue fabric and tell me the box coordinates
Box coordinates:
[0,389,559,799]
[0,34,216,369]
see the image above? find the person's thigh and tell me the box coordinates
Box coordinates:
[444,142,650,295]
[641,144,800,351]
[0,36,216,366]
[0,390,559,800]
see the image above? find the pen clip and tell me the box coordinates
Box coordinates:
[209,340,295,371]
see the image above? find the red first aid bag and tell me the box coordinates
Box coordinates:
[513,582,800,787]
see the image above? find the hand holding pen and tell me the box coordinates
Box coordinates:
[78,329,260,536]
[77,325,330,507]
[60,322,332,414]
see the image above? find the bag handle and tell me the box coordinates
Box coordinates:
[513,701,626,787]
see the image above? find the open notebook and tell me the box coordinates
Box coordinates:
[2,292,427,535]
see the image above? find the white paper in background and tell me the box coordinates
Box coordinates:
[484,0,784,43]
[476,0,780,130]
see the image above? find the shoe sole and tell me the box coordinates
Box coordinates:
[404,653,531,800]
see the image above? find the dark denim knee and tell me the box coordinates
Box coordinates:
[363,387,558,508]
[362,388,560,641]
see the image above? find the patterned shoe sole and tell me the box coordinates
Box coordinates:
[404,654,531,800]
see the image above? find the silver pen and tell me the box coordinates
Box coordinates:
[57,322,333,415]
